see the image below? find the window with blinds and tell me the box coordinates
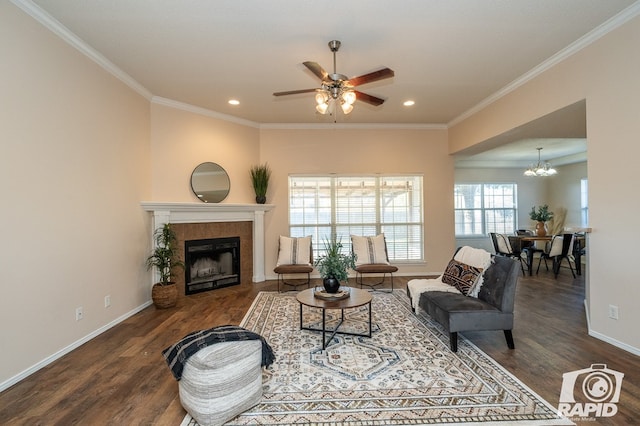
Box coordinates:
[289,175,424,262]
[454,183,518,236]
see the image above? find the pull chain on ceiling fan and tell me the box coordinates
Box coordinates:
[273,40,395,116]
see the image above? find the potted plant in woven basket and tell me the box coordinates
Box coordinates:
[529,204,554,237]
[250,163,271,204]
[314,236,357,293]
[146,223,184,308]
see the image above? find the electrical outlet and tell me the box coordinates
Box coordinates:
[75,307,84,321]
[104,295,111,308]
[608,305,619,320]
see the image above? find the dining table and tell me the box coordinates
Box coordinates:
[510,234,586,276]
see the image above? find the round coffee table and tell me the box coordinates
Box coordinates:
[296,287,373,349]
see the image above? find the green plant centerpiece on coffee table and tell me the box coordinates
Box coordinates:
[529,204,554,237]
[250,163,271,204]
[314,236,357,293]
[146,223,185,308]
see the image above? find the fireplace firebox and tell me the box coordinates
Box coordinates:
[184,237,240,295]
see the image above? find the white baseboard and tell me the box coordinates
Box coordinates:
[584,299,640,356]
[583,298,591,329]
[0,300,153,393]
[587,329,640,356]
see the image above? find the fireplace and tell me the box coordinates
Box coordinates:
[142,202,274,284]
[185,237,240,294]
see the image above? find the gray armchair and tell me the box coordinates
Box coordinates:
[416,254,520,352]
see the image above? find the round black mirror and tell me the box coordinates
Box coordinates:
[190,162,230,203]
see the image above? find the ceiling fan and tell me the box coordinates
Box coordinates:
[273,40,394,115]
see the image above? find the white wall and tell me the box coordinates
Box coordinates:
[149,103,261,204]
[449,15,640,353]
[0,3,151,388]
[258,127,456,278]
[547,162,588,229]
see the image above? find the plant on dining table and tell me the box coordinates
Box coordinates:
[529,204,554,222]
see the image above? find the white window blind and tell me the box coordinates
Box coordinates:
[289,175,423,261]
[454,183,517,236]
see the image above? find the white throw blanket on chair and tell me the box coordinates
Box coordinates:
[407,246,493,310]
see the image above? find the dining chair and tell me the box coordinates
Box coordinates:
[515,229,543,272]
[536,233,576,278]
[490,232,528,275]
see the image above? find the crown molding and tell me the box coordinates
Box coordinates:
[151,97,261,128]
[259,122,447,130]
[448,1,640,127]
[11,0,153,100]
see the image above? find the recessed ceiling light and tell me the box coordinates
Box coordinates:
[403,100,415,107]
[228,99,240,105]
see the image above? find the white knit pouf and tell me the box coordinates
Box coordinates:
[178,340,263,426]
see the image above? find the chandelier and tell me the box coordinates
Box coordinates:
[524,147,557,177]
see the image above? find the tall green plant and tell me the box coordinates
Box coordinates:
[145,224,184,285]
[250,163,271,197]
[314,236,357,282]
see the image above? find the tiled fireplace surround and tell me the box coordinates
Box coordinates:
[142,202,274,296]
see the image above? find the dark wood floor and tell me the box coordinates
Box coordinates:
[1,267,638,425]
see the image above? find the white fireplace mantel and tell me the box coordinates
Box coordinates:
[141,202,274,282]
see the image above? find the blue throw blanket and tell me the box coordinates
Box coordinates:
[162,325,275,381]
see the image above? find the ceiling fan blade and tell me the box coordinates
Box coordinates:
[348,67,395,87]
[354,90,385,106]
[303,61,328,81]
[273,88,318,96]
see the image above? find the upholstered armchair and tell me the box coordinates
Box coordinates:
[273,235,313,292]
[351,234,398,292]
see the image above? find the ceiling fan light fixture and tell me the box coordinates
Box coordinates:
[315,91,329,105]
[273,39,394,118]
[342,90,356,105]
[341,102,354,114]
[316,102,329,114]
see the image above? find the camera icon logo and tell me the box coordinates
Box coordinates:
[558,364,624,418]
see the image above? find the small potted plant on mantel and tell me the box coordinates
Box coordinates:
[314,237,357,293]
[529,204,554,237]
[250,163,271,204]
[146,223,184,309]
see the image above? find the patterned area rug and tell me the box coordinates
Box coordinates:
[181,290,572,425]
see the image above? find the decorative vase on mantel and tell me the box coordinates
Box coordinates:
[535,221,547,237]
[323,277,341,293]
